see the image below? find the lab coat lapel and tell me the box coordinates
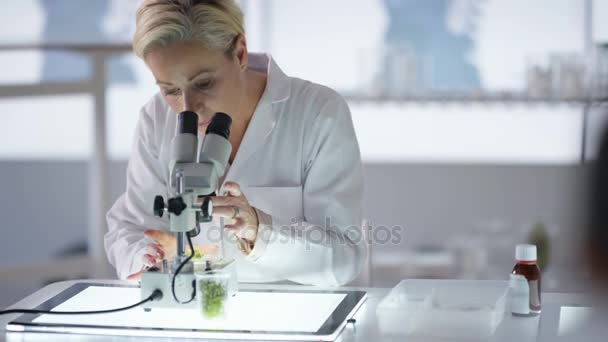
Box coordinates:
[227,100,274,181]
[224,55,291,183]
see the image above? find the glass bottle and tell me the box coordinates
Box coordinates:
[511,244,541,314]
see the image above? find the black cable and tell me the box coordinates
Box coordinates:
[171,232,196,304]
[0,289,163,316]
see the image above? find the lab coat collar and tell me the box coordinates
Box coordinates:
[222,54,289,183]
[248,53,291,104]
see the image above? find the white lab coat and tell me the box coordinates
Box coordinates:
[105,54,366,286]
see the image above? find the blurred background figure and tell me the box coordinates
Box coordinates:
[557,123,608,341]
[40,0,135,83]
[589,125,608,295]
[382,0,482,95]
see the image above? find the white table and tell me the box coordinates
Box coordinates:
[0,279,591,342]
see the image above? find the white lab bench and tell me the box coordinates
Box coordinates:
[0,279,592,342]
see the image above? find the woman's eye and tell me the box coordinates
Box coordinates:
[163,88,180,96]
[195,80,214,90]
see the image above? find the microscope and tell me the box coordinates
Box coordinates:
[140,111,232,310]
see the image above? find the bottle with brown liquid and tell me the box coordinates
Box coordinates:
[511,244,541,315]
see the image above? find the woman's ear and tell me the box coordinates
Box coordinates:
[233,34,248,70]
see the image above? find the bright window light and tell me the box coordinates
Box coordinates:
[0,95,92,160]
[351,103,583,164]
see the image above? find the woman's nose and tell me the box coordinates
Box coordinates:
[182,91,205,113]
[182,92,196,112]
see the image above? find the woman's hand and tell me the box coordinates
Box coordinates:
[127,229,218,281]
[207,181,259,251]
[144,229,177,262]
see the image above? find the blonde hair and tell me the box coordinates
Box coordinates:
[133,0,245,58]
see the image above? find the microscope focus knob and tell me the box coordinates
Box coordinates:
[200,196,213,219]
[167,197,187,216]
[153,196,165,217]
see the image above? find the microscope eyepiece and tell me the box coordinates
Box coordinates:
[205,112,232,139]
[178,111,198,136]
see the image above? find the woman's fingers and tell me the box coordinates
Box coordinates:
[198,244,220,255]
[225,217,255,240]
[224,217,245,231]
[145,229,176,257]
[146,244,164,259]
[143,254,159,267]
[222,181,242,197]
[143,243,220,269]
[226,218,257,241]
[211,195,241,208]
[144,229,174,246]
[127,271,142,282]
[212,205,240,222]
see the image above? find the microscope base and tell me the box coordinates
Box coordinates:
[140,267,198,310]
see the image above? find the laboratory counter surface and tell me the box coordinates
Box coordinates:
[0,279,594,342]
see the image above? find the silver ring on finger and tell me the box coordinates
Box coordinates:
[232,206,240,219]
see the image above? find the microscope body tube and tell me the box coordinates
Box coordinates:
[198,133,232,175]
[173,110,198,162]
[169,110,198,189]
[171,134,198,163]
[168,112,233,261]
[171,111,198,262]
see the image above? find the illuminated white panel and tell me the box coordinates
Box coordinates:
[34,286,346,333]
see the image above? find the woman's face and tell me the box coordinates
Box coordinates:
[144,39,247,132]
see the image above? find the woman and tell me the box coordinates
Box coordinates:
[104,0,366,286]
[589,125,608,303]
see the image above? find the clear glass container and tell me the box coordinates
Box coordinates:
[195,270,230,319]
[376,279,509,339]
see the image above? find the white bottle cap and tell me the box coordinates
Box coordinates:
[515,244,537,262]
